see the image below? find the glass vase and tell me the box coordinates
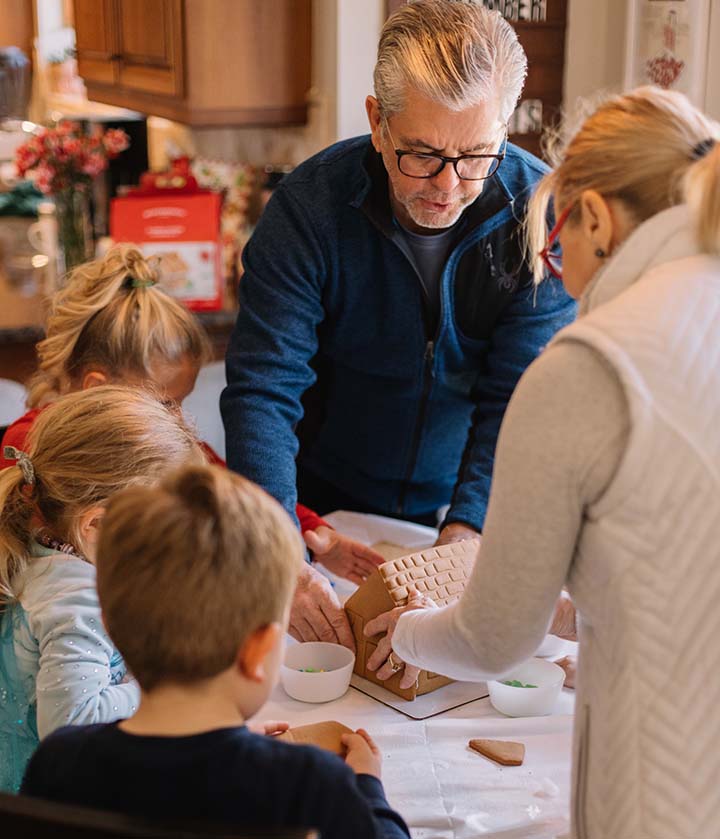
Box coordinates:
[54,187,92,275]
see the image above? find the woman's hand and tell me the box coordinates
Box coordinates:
[304,526,385,585]
[247,720,290,736]
[363,591,437,690]
[342,728,382,779]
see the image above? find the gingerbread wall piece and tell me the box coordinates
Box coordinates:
[345,538,480,700]
[277,721,353,755]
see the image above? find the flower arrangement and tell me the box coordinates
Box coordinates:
[15,122,130,271]
[15,121,130,194]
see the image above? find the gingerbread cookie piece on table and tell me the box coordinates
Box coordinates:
[468,738,525,766]
[345,539,480,700]
[276,721,354,755]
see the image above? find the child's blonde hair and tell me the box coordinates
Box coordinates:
[0,386,202,606]
[97,465,304,691]
[526,86,720,281]
[27,245,210,408]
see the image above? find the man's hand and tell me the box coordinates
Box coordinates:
[436,522,480,546]
[304,527,385,585]
[342,728,382,779]
[363,592,437,690]
[289,563,356,651]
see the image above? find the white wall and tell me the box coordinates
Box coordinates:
[335,0,383,140]
[563,0,628,112]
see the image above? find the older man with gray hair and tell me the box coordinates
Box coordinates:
[222,0,576,646]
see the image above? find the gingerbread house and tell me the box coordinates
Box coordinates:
[345,538,480,700]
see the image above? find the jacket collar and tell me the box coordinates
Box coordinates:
[580,204,701,316]
[352,142,513,239]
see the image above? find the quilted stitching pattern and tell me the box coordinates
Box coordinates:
[378,539,480,607]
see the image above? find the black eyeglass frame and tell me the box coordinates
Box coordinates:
[387,124,509,181]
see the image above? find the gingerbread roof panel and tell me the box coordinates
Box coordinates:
[378,538,480,608]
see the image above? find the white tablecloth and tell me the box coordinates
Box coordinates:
[267,512,576,839]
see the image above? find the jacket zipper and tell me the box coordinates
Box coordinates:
[396,339,435,515]
[574,704,591,839]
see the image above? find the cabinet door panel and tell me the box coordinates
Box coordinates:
[74,0,117,85]
[116,0,184,97]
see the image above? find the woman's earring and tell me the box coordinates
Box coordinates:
[595,248,607,259]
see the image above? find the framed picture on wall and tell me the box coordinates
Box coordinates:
[624,0,712,106]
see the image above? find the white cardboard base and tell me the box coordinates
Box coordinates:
[350,674,488,720]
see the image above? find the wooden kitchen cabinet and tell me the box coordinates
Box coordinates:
[73,0,311,126]
[73,0,118,86]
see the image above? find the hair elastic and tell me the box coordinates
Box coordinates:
[3,446,36,486]
[691,138,716,160]
[129,277,157,289]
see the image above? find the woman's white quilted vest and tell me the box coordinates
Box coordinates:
[552,206,720,839]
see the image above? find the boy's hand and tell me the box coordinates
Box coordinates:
[341,728,382,779]
[304,527,384,585]
[247,720,290,736]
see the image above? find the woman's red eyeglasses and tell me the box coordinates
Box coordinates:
[539,204,574,280]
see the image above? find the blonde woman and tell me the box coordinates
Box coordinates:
[0,386,201,792]
[0,245,383,590]
[365,87,720,839]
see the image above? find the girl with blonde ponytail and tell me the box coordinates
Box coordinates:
[366,87,720,839]
[0,385,201,792]
[0,245,382,585]
[25,244,209,410]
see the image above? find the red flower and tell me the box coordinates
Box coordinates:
[81,151,107,177]
[34,162,56,194]
[13,123,129,195]
[102,128,130,156]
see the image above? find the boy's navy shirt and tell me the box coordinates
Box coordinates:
[21,722,410,839]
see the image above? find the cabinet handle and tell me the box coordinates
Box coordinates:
[109,53,122,61]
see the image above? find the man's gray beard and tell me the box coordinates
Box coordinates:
[404,194,473,231]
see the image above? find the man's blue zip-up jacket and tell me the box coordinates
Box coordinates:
[222,136,576,532]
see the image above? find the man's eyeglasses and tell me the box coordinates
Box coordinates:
[384,122,507,181]
[538,203,574,280]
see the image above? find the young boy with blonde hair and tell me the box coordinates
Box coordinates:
[21,465,409,839]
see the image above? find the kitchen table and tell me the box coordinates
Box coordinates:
[264,511,576,839]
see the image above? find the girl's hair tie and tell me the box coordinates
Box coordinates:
[129,276,157,289]
[3,445,36,486]
[691,138,716,160]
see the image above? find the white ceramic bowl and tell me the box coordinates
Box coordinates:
[280,642,355,703]
[534,633,567,658]
[488,658,565,717]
